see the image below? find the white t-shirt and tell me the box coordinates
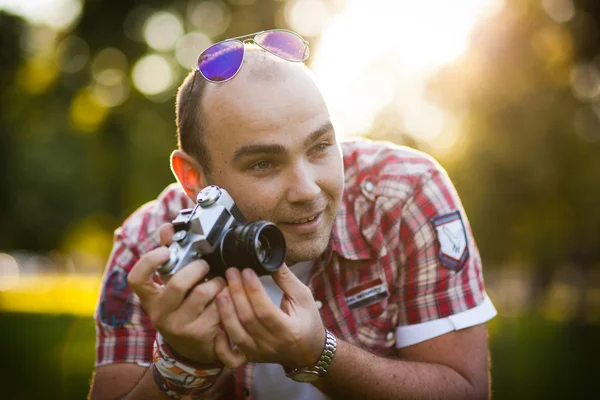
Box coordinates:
[253,261,329,400]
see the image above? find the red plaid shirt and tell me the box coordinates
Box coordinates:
[95,139,492,399]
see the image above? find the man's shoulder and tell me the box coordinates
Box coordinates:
[340,138,443,198]
[117,183,193,248]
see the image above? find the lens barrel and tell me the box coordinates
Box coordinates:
[221,221,286,275]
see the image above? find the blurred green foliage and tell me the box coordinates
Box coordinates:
[0,312,597,399]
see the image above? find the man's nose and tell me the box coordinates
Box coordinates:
[285,162,320,204]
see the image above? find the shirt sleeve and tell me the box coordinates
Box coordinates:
[94,230,156,367]
[395,166,496,346]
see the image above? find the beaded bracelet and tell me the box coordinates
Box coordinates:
[152,333,223,399]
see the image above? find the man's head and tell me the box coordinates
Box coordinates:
[171,43,345,264]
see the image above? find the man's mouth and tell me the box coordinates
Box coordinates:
[289,214,319,224]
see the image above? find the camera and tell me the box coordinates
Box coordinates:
[156,185,286,281]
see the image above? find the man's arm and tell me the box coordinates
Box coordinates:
[89,364,165,400]
[318,324,490,400]
[90,224,238,400]
[215,265,491,400]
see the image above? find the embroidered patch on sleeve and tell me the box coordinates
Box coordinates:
[99,268,134,328]
[432,210,469,271]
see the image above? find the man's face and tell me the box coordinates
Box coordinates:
[199,57,344,264]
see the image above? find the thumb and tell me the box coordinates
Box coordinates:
[159,223,175,246]
[127,247,169,303]
[271,264,310,302]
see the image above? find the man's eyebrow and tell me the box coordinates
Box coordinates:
[232,121,334,162]
[232,143,287,162]
[303,120,334,148]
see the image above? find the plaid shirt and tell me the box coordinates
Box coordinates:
[95,139,489,399]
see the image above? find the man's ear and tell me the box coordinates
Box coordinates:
[170,150,208,200]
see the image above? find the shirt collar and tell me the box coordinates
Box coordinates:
[330,196,373,261]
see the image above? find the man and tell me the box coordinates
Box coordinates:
[90,30,496,399]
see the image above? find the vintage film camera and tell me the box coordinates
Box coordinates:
[156,185,286,281]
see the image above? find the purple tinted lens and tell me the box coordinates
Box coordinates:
[198,40,244,82]
[255,30,308,62]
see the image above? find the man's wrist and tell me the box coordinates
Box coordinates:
[161,338,223,370]
[285,329,337,382]
[152,333,223,399]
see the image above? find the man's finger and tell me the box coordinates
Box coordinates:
[159,223,175,246]
[127,247,170,303]
[214,330,246,369]
[179,277,227,317]
[226,268,276,336]
[271,264,311,303]
[241,268,287,331]
[159,260,210,313]
[216,289,257,351]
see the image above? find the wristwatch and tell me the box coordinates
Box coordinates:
[285,329,337,383]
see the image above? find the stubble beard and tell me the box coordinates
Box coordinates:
[283,220,334,265]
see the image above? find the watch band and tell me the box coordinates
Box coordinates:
[285,329,337,381]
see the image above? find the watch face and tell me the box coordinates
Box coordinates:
[289,370,321,383]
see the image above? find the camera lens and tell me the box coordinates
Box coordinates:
[255,235,271,263]
[221,221,286,275]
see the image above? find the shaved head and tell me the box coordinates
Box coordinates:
[175,45,314,175]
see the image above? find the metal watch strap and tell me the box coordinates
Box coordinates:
[286,329,337,379]
[314,329,337,377]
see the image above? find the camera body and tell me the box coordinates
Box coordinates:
[156,185,286,281]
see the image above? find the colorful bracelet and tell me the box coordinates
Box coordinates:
[152,333,223,399]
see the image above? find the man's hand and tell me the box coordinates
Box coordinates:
[127,223,231,365]
[214,265,326,369]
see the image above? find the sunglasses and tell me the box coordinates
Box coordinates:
[196,29,310,83]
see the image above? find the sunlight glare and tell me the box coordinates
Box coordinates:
[312,0,502,145]
[0,0,82,30]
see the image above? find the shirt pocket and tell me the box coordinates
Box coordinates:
[355,302,399,357]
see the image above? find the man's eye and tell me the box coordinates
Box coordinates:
[313,142,332,153]
[250,161,273,170]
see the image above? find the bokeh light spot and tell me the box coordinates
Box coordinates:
[0,253,20,291]
[92,48,128,78]
[92,74,130,108]
[56,35,89,73]
[18,54,59,94]
[176,32,212,69]
[570,63,600,101]
[531,25,573,66]
[0,0,82,30]
[143,11,184,51]
[285,0,331,37]
[187,0,231,37]
[132,54,175,96]
[542,0,575,23]
[69,88,109,132]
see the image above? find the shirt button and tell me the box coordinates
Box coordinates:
[363,180,375,193]
[315,300,323,310]
[386,331,395,341]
